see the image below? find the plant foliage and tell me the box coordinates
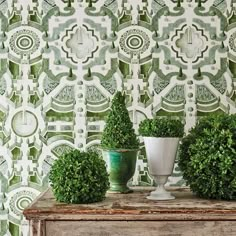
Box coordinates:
[101,91,139,149]
[138,117,184,137]
[49,150,109,203]
[178,114,236,200]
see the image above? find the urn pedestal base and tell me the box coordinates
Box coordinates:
[147,175,175,200]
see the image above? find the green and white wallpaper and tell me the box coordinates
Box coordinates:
[0,0,236,235]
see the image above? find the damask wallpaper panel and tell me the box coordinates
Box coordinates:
[0,0,235,235]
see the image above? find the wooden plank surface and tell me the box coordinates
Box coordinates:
[45,221,236,236]
[24,187,236,221]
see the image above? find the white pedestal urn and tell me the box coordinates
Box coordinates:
[143,137,180,200]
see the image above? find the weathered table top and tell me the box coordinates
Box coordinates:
[23,187,236,221]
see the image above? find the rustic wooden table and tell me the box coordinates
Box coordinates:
[23,187,236,236]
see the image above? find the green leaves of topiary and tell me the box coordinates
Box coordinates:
[49,150,109,204]
[178,114,236,200]
[101,91,139,149]
[138,117,184,137]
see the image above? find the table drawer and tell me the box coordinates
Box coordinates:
[45,221,236,236]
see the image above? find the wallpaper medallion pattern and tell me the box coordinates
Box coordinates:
[0,0,236,235]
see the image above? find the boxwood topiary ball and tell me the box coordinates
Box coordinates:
[138,118,184,137]
[178,114,236,200]
[49,150,109,204]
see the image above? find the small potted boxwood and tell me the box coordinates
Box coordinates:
[101,91,139,193]
[179,114,236,200]
[49,149,109,203]
[139,117,184,200]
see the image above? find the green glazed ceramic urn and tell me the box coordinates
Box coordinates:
[102,149,138,193]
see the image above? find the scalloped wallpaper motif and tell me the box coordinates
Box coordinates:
[0,0,236,235]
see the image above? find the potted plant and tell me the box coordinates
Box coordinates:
[139,117,184,200]
[179,114,236,200]
[49,149,109,203]
[101,91,139,193]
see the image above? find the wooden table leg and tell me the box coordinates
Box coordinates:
[30,220,45,236]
